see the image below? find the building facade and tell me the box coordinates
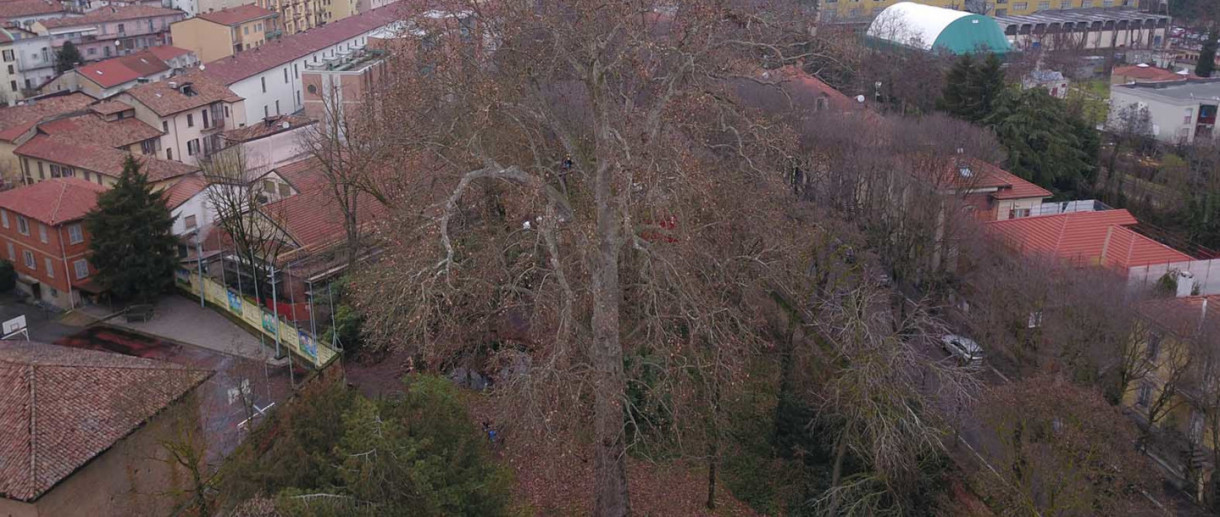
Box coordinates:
[29,6,185,63]
[0,178,104,308]
[114,72,248,165]
[170,4,276,63]
[819,0,1141,23]
[1110,79,1220,144]
[200,4,401,124]
[256,0,322,35]
[995,9,1171,52]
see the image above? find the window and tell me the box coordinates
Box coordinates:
[1147,330,1163,361]
[283,67,288,83]
[1101,0,1112,5]
[6,65,12,74]
[261,76,266,93]
[1137,383,1153,407]
[141,139,156,154]
[16,215,28,236]
[187,139,199,156]
[1,209,7,228]
[995,8,1007,15]
[37,223,46,243]
[296,90,301,104]
[9,80,15,93]
[263,180,275,192]
[186,113,194,127]
[275,100,280,115]
[22,249,33,269]
[44,258,52,278]
[224,105,230,118]
[1027,310,1043,328]
[1009,208,1032,219]
[278,182,290,197]
[1185,108,1195,125]
[5,242,11,260]
[1038,0,1049,7]
[36,162,43,179]
[73,259,88,279]
[1013,2,1028,9]
[117,23,124,33]
[264,105,269,118]
[202,109,209,128]
[87,47,96,56]
[68,223,83,244]
[1,50,12,62]
[244,25,250,35]
[184,214,197,228]
[167,147,173,160]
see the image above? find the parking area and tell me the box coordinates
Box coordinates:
[79,294,277,363]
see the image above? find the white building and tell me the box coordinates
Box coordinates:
[1110,79,1220,145]
[199,4,403,124]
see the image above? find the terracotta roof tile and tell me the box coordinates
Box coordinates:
[37,112,160,147]
[76,50,171,89]
[117,71,241,116]
[260,158,386,252]
[221,114,313,144]
[986,209,1192,270]
[15,135,198,182]
[1112,65,1195,83]
[0,178,105,224]
[88,100,134,116]
[201,4,404,85]
[0,0,70,20]
[162,173,207,208]
[0,341,209,502]
[0,93,94,142]
[145,45,191,61]
[195,4,274,26]
[39,5,182,29]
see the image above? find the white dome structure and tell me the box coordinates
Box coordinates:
[867,2,1011,55]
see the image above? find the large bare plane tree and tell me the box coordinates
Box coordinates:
[353,1,817,514]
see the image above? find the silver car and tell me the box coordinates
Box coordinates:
[940,334,983,367]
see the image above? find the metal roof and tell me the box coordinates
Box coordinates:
[1112,79,1220,103]
[994,7,1170,26]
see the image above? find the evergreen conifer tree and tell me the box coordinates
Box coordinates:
[940,53,1007,123]
[938,54,976,120]
[86,156,179,303]
[54,41,83,74]
[1197,27,1218,78]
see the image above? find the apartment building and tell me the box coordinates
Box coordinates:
[1110,79,1220,145]
[39,47,194,98]
[0,178,105,308]
[0,92,93,184]
[14,106,197,188]
[201,4,402,123]
[114,72,247,165]
[256,0,323,35]
[301,47,384,127]
[0,27,63,102]
[29,6,185,62]
[0,0,77,30]
[170,5,276,63]
[322,0,357,25]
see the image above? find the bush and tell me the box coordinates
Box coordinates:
[0,260,14,292]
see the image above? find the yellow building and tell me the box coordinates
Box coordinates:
[320,0,357,24]
[1125,295,1220,502]
[257,0,322,35]
[171,5,278,63]
[819,0,1140,23]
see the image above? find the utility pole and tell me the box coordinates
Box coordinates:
[271,263,281,358]
[196,231,204,308]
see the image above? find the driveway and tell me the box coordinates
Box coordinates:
[80,294,280,363]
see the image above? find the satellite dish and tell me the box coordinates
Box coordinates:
[199,64,206,71]
[856,95,865,103]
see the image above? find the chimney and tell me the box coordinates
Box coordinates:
[1176,269,1197,298]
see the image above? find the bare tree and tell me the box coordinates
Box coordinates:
[200,149,288,297]
[351,1,820,514]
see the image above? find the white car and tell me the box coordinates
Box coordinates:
[940,334,983,367]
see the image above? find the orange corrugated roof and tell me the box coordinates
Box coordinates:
[986,209,1192,270]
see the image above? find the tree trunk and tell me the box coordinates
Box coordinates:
[828,428,850,515]
[591,145,629,515]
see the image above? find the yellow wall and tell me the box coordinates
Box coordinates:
[171,18,234,63]
[821,0,1139,21]
[1123,324,1216,454]
[321,0,356,24]
[257,0,322,35]
[234,19,270,51]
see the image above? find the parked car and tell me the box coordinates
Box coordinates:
[940,334,983,367]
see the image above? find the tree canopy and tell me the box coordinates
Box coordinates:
[85,156,179,302]
[939,53,1005,123]
[54,41,82,74]
[984,88,1097,197]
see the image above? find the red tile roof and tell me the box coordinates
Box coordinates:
[1112,65,1195,83]
[116,71,242,116]
[39,5,182,29]
[0,341,209,502]
[0,0,70,20]
[986,209,1193,270]
[88,100,134,116]
[201,3,405,85]
[259,158,386,253]
[196,4,274,26]
[0,93,94,142]
[0,177,106,224]
[76,50,170,89]
[960,159,1052,200]
[145,45,191,61]
[37,112,161,147]
[221,114,314,144]
[162,173,207,208]
[15,135,198,182]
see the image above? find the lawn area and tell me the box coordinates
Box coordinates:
[1067,78,1111,126]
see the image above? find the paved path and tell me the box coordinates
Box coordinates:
[81,294,278,363]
